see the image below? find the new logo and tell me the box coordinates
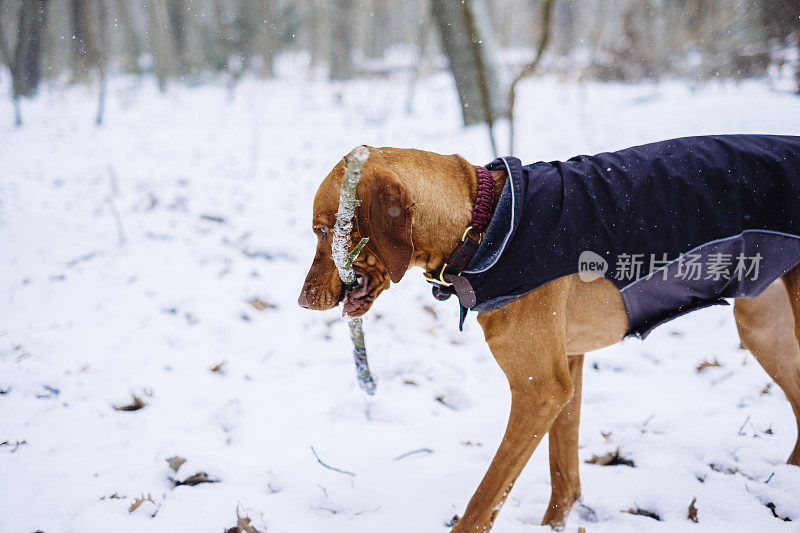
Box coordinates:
[578,251,608,282]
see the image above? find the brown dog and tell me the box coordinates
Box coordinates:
[298,146,800,531]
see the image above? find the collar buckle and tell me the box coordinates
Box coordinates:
[424,262,453,287]
[462,226,483,244]
[424,225,485,287]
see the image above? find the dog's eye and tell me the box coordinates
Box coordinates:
[314,225,329,238]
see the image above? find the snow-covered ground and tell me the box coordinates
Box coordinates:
[2,72,800,533]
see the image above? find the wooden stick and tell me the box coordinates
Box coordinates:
[332,146,376,395]
[348,316,375,395]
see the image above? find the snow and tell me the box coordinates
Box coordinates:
[2,72,800,533]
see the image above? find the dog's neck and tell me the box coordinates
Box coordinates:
[409,162,507,274]
[488,169,507,211]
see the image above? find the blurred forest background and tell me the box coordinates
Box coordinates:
[1,0,798,135]
[2,4,800,531]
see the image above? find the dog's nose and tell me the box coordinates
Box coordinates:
[298,290,310,309]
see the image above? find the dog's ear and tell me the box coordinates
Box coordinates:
[355,167,414,283]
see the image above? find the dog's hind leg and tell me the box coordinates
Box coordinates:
[735,277,800,466]
[779,265,800,465]
[452,279,573,532]
[542,354,584,530]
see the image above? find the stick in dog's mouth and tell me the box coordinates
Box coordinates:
[342,270,371,316]
[331,145,376,395]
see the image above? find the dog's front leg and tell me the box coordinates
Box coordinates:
[453,280,574,532]
[542,354,584,530]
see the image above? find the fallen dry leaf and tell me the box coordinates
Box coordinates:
[114,395,146,412]
[128,494,154,513]
[249,297,276,311]
[224,508,262,533]
[0,440,28,452]
[585,449,635,467]
[175,471,217,486]
[166,456,186,472]
[765,502,791,522]
[210,361,226,374]
[688,497,698,523]
[708,463,759,481]
[625,506,661,521]
[696,359,722,373]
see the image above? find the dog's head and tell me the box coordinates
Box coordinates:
[298,148,415,317]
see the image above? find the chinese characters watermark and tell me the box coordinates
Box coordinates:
[578,251,763,283]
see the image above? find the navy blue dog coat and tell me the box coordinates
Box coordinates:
[450,135,800,338]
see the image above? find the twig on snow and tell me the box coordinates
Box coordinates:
[310,445,355,477]
[737,415,751,436]
[106,167,125,245]
[395,448,433,461]
[107,165,119,196]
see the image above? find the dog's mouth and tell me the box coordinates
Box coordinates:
[341,268,374,317]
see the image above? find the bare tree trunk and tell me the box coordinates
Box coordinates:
[0,0,19,126]
[146,0,173,93]
[760,0,800,94]
[431,0,505,147]
[213,0,233,68]
[214,0,245,97]
[11,0,49,106]
[234,0,258,69]
[308,0,330,74]
[256,0,276,77]
[115,0,143,74]
[795,17,800,95]
[362,0,389,59]
[95,0,108,126]
[508,0,555,156]
[70,0,93,82]
[405,1,432,113]
[167,0,188,76]
[796,35,800,95]
[330,0,353,80]
[0,0,13,71]
[459,0,502,156]
[432,0,479,125]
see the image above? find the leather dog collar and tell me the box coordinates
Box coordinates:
[425,165,495,301]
